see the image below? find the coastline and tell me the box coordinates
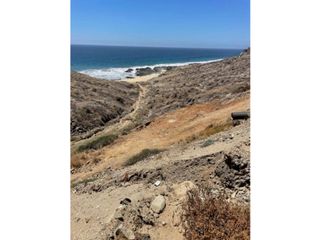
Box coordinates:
[76,58,224,81]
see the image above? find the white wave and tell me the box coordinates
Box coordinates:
[80,68,135,80]
[79,58,223,80]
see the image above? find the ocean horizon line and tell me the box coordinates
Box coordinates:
[71,43,245,51]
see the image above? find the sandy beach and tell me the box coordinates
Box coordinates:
[122,73,161,83]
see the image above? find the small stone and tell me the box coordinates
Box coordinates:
[113,205,126,220]
[162,221,166,226]
[154,180,161,186]
[120,198,132,205]
[150,195,166,213]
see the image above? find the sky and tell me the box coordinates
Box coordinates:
[71,0,250,49]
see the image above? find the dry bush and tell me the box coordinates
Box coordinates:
[71,153,87,168]
[199,120,233,138]
[77,134,118,152]
[182,188,250,240]
[124,148,162,166]
[71,151,101,169]
[185,120,232,143]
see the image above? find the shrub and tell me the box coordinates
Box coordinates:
[71,177,97,188]
[199,120,232,138]
[182,188,250,240]
[124,148,162,166]
[200,139,214,148]
[77,134,117,152]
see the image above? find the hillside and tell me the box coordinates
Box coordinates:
[71,50,250,240]
[71,72,139,139]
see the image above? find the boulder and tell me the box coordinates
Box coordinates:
[136,67,155,76]
[150,195,166,213]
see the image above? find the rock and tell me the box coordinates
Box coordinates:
[120,198,132,205]
[115,225,136,240]
[173,181,196,200]
[215,152,250,189]
[113,205,126,220]
[136,67,155,76]
[150,195,166,213]
[125,68,134,73]
[138,206,155,225]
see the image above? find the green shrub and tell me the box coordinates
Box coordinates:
[124,148,162,166]
[77,134,117,152]
[200,139,214,148]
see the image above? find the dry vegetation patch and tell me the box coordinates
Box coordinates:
[182,188,250,240]
[77,134,118,153]
[124,148,163,166]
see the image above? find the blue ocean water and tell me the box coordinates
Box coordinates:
[71,45,242,80]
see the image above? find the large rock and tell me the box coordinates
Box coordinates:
[215,152,250,189]
[150,195,166,213]
[136,67,155,76]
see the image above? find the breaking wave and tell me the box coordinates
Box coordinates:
[79,59,223,80]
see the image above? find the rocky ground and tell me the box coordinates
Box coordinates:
[71,50,250,240]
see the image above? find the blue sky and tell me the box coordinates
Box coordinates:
[71,0,250,49]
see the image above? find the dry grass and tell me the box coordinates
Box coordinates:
[124,148,163,166]
[77,134,118,153]
[185,120,233,143]
[71,151,101,169]
[182,188,250,240]
[199,120,233,138]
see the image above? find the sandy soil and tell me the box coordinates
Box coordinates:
[122,73,160,83]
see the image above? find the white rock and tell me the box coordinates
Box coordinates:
[154,180,161,186]
[150,195,166,213]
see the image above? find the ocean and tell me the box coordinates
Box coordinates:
[71,45,243,80]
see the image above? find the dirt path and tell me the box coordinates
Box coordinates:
[119,83,147,125]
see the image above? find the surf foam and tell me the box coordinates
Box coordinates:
[79,58,223,80]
